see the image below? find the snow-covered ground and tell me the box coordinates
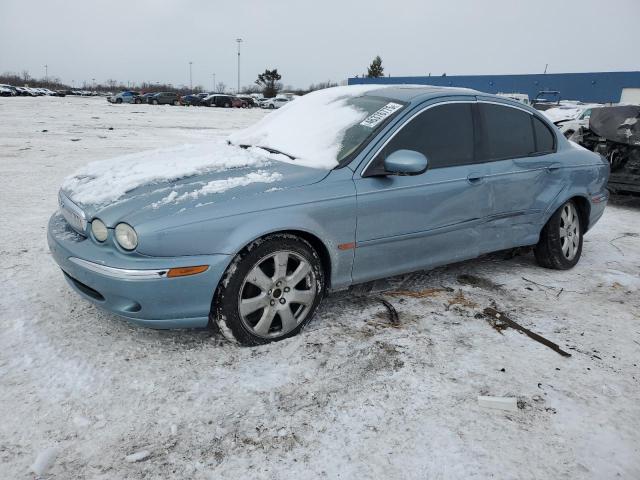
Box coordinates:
[1,96,639,479]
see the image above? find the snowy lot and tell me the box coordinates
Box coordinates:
[1,96,639,479]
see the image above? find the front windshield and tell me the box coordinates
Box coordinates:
[336,96,404,164]
[228,85,404,169]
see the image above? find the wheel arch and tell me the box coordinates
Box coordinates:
[230,229,334,290]
[569,195,591,233]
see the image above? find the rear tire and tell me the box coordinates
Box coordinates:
[534,200,583,270]
[152,99,158,105]
[116,98,122,104]
[211,234,325,346]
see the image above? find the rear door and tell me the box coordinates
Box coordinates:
[476,99,565,251]
[352,100,493,283]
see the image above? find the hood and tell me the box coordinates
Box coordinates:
[62,147,329,227]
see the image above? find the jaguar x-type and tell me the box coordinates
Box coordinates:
[48,85,609,345]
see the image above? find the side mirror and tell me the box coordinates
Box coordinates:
[384,149,428,175]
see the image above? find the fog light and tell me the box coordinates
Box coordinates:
[91,218,108,242]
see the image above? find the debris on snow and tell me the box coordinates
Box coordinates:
[125,449,151,463]
[483,307,572,357]
[478,396,519,412]
[31,446,60,476]
[378,298,400,327]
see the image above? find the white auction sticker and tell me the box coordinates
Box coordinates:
[360,102,403,128]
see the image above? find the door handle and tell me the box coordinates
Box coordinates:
[466,173,484,185]
[547,163,562,172]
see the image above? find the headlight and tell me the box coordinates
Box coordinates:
[114,223,138,250]
[91,218,108,242]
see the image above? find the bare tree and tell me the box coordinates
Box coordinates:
[215,81,227,93]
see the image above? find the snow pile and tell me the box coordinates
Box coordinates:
[62,141,280,206]
[229,85,392,169]
[152,171,283,207]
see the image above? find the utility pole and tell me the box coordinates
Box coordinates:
[236,38,243,93]
[189,61,193,90]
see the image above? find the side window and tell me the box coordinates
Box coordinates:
[370,103,475,174]
[532,116,555,154]
[479,103,535,161]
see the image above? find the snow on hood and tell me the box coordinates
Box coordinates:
[228,85,393,169]
[62,140,290,206]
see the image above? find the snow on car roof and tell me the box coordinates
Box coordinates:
[229,85,478,169]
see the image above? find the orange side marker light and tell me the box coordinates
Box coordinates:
[167,265,209,278]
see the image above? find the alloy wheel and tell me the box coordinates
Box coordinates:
[238,250,317,338]
[559,203,580,260]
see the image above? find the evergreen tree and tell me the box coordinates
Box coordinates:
[255,69,282,98]
[367,56,384,78]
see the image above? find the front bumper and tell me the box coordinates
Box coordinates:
[47,212,231,329]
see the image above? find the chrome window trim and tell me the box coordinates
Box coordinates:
[360,99,476,176]
[476,99,534,115]
[69,257,169,280]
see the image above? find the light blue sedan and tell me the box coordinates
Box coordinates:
[48,86,609,345]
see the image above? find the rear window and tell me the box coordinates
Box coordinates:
[533,116,555,153]
[479,103,535,161]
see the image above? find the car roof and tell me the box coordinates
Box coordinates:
[362,85,480,103]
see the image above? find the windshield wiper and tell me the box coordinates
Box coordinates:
[238,144,297,160]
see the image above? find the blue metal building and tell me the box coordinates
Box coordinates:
[348,71,640,103]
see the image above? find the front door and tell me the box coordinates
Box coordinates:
[352,100,492,284]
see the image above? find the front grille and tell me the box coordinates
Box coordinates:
[58,192,87,234]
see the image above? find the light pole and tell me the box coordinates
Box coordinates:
[44,64,48,84]
[236,38,243,93]
[212,73,216,92]
[189,61,193,90]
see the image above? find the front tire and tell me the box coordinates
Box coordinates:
[212,234,325,346]
[535,200,583,269]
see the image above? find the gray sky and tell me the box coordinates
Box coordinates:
[1,0,638,90]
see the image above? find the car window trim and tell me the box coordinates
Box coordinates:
[476,100,558,161]
[360,99,476,177]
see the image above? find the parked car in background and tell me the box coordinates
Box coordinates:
[108,91,141,104]
[236,96,256,108]
[0,85,16,96]
[148,92,180,105]
[201,94,234,107]
[552,106,599,138]
[48,85,609,346]
[180,94,203,106]
[262,97,290,109]
[231,97,244,108]
[572,105,640,194]
[14,87,32,96]
[139,92,157,104]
